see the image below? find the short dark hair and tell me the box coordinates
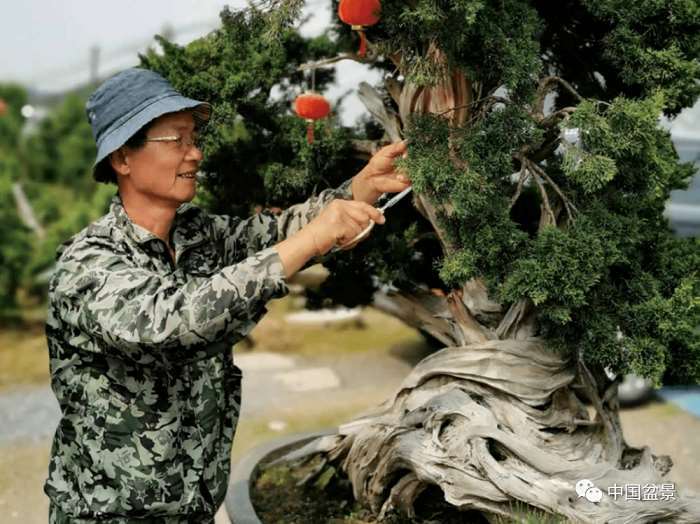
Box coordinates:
[93,119,155,184]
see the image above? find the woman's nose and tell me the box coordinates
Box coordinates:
[185,144,203,161]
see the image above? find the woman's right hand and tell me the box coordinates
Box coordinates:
[305,199,386,255]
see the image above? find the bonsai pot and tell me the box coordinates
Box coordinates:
[226,430,335,524]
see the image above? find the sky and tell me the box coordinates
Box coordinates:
[0,0,697,135]
[0,0,381,125]
[1,0,238,87]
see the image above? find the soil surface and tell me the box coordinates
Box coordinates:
[252,457,496,524]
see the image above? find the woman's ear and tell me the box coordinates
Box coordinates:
[109,147,130,176]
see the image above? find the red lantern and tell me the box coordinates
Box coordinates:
[294,92,331,144]
[338,0,381,57]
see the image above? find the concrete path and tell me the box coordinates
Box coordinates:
[0,385,59,444]
[0,352,356,445]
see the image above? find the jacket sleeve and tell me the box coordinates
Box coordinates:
[48,239,288,365]
[212,179,354,264]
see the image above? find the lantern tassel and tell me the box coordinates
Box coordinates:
[357,30,368,57]
[306,121,314,144]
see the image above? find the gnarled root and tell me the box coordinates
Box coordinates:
[280,339,700,523]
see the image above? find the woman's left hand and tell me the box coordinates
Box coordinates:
[351,140,411,205]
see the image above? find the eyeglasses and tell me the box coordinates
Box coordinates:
[144,134,204,151]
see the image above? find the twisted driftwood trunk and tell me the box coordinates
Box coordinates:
[280,47,700,522]
[280,289,700,522]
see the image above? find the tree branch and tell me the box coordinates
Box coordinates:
[527,159,578,224]
[350,139,381,160]
[372,288,460,347]
[511,154,578,227]
[529,163,557,228]
[509,164,530,210]
[297,52,371,71]
[496,298,535,339]
[446,289,494,344]
[357,82,403,142]
[416,193,458,255]
[577,358,624,463]
[407,231,438,247]
[534,76,583,119]
[538,106,576,128]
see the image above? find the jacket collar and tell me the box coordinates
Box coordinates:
[109,193,206,251]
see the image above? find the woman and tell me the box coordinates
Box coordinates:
[44,67,410,522]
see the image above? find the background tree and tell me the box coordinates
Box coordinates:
[20,92,113,299]
[128,1,700,520]
[0,84,32,311]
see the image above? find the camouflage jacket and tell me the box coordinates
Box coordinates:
[44,180,352,523]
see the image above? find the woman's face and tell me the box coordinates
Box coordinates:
[114,110,203,206]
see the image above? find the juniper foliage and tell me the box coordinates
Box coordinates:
[146,1,699,386]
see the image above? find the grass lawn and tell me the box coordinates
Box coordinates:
[0,322,49,392]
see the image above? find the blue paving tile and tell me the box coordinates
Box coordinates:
[658,386,700,418]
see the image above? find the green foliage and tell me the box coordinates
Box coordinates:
[375,0,543,93]
[22,90,113,292]
[402,113,532,291]
[582,0,700,115]
[0,162,32,310]
[621,276,699,385]
[0,84,32,309]
[271,0,700,386]
[332,0,698,384]
[561,95,692,199]
[533,1,700,116]
[23,93,97,191]
[562,152,617,194]
[22,184,113,297]
[439,248,480,288]
[460,106,544,185]
[0,84,28,148]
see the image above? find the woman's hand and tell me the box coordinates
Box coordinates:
[275,142,409,277]
[275,199,386,278]
[351,141,411,205]
[305,199,386,255]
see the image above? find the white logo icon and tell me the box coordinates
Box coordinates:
[576,479,603,503]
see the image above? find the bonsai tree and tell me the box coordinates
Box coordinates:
[142,1,700,521]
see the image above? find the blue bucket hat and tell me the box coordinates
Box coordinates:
[86,67,211,183]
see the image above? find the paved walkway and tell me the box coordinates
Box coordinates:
[0,350,410,445]
[3,353,699,447]
[658,386,700,418]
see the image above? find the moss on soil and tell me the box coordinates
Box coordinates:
[252,457,493,524]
